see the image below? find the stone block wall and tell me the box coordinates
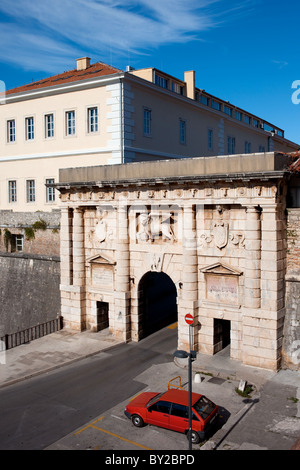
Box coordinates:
[282,208,300,369]
[0,253,61,337]
[0,210,60,256]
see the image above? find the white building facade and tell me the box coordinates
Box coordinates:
[0,58,298,214]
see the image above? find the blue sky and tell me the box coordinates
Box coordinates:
[0,0,299,145]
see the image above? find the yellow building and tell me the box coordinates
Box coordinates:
[0,57,298,213]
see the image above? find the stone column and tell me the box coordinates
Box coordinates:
[114,204,131,342]
[244,206,261,308]
[69,207,86,331]
[260,204,286,370]
[60,207,73,286]
[60,207,73,329]
[178,204,198,351]
[242,206,262,366]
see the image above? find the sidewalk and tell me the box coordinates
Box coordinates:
[0,329,123,388]
[0,328,275,390]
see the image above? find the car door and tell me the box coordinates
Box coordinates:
[147,400,171,429]
[169,402,189,432]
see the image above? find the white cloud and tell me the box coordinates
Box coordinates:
[0,0,251,73]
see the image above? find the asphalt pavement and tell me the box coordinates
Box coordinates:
[0,327,299,451]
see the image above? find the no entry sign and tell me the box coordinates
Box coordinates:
[185,313,194,325]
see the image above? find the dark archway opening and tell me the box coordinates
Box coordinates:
[214,319,231,354]
[138,272,177,339]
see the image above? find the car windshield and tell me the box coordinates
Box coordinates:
[146,393,164,407]
[193,396,216,420]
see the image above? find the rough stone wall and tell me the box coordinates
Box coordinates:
[283,208,300,369]
[0,253,61,337]
[0,210,60,257]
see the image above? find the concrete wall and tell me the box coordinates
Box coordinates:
[0,252,60,337]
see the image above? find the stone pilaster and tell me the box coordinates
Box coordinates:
[60,207,73,286]
[63,207,86,331]
[114,204,131,342]
[244,206,261,308]
[178,204,198,351]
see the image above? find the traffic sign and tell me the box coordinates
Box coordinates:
[185,313,194,325]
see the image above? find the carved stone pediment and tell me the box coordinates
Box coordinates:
[86,254,116,266]
[200,262,242,276]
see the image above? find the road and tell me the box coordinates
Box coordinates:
[0,327,177,450]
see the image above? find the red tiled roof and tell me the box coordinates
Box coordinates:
[6,61,122,96]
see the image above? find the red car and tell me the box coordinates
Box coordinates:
[124,389,218,444]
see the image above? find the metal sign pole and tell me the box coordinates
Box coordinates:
[188,323,192,451]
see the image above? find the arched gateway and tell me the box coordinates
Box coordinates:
[56,153,291,371]
[138,271,177,339]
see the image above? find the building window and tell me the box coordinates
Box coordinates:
[227,136,236,154]
[235,111,242,121]
[46,178,55,203]
[25,117,34,140]
[245,141,251,153]
[88,107,98,133]
[7,120,16,142]
[155,74,169,89]
[224,105,232,117]
[8,180,17,203]
[66,110,76,136]
[45,114,54,138]
[259,145,265,152]
[244,115,251,125]
[172,82,184,95]
[26,180,35,203]
[200,95,210,106]
[11,235,24,252]
[179,119,186,144]
[143,107,152,137]
[208,129,213,150]
[212,100,221,111]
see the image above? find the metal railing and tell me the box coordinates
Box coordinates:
[0,317,63,350]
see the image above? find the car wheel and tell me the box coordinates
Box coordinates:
[187,430,200,444]
[132,414,144,427]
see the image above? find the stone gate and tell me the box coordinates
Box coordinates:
[55,152,296,371]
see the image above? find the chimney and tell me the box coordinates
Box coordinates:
[76,57,91,71]
[184,70,195,100]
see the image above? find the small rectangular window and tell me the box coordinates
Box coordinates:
[11,234,24,253]
[88,107,98,133]
[208,129,213,150]
[235,111,242,121]
[224,105,232,117]
[200,95,209,106]
[25,117,34,140]
[143,107,152,137]
[155,75,169,89]
[7,120,16,142]
[212,100,221,111]
[26,180,35,203]
[8,180,17,203]
[245,141,251,153]
[66,110,75,136]
[179,119,186,144]
[45,114,54,138]
[46,178,55,203]
[227,136,236,154]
